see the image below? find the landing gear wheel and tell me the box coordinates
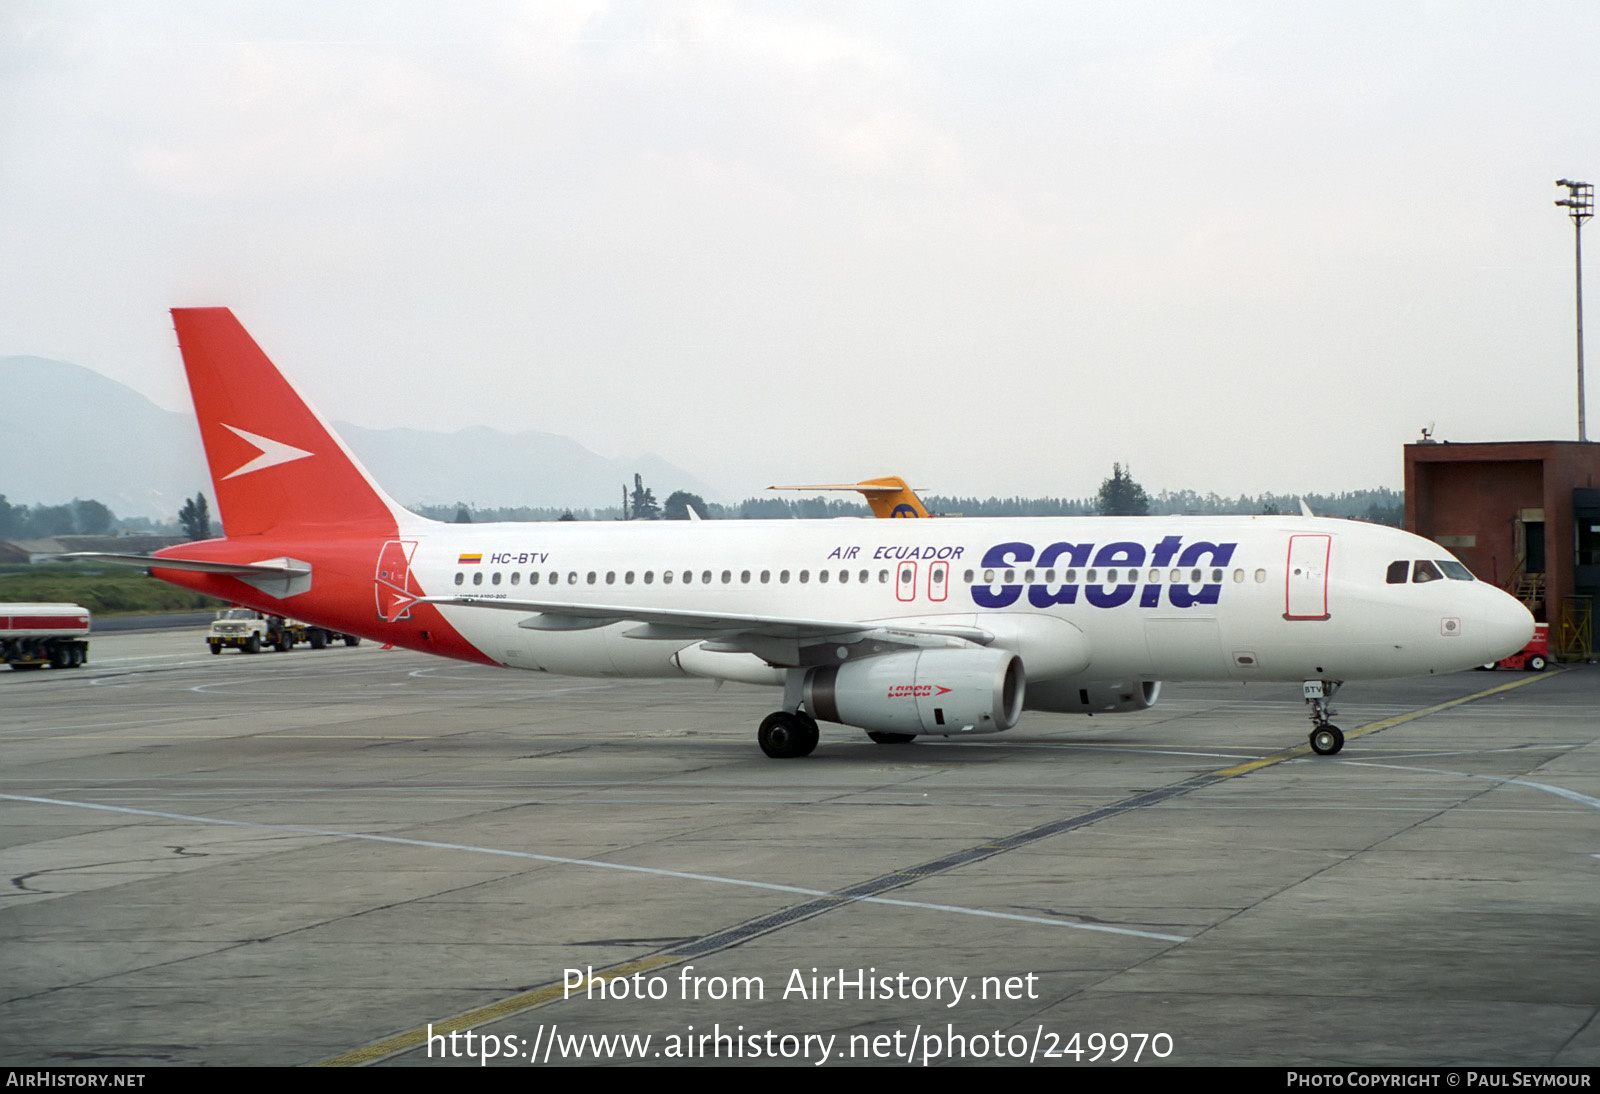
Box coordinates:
[1527,655,1547,672]
[793,710,820,752]
[758,711,818,759]
[867,731,916,744]
[1309,724,1345,756]
[343,635,360,647]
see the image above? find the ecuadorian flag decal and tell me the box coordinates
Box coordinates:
[458,553,482,565]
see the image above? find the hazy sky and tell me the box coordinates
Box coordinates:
[4,2,1597,503]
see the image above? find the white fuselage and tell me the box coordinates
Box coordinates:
[397,513,1533,685]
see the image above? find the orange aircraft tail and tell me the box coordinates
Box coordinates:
[767,476,932,518]
[171,308,406,536]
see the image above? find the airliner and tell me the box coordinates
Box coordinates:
[81,309,1535,759]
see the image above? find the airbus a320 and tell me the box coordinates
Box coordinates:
[81,309,1535,759]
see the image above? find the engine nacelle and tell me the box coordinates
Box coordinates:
[1024,678,1162,714]
[803,648,1025,736]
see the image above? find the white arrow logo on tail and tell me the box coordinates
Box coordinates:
[219,424,314,480]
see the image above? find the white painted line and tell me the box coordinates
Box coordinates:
[1338,760,1600,811]
[0,791,1188,943]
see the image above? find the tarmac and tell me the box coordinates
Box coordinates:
[1,628,1597,1067]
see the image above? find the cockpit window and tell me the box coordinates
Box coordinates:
[1412,560,1444,583]
[1437,560,1474,581]
[1386,560,1409,584]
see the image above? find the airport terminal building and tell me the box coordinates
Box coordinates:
[1405,439,1600,659]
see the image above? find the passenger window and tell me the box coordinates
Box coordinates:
[510,572,520,586]
[879,570,889,583]
[1149,569,1160,582]
[838,570,849,583]
[819,570,830,583]
[1254,569,1266,583]
[1212,569,1223,583]
[1386,560,1409,584]
[1004,570,1015,583]
[567,572,578,584]
[454,572,463,586]
[682,571,693,584]
[800,570,810,583]
[1064,569,1077,583]
[1232,569,1244,583]
[473,572,483,586]
[1190,569,1202,583]
[859,570,868,583]
[530,572,540,585]
[1024,569,1035,583]
[1087,569,1098,583]
[1412,560,1443,583]
[740,570,751,583]
[1170,568,1182,582]
[901,569,913,584]
[646,571,656,584]
[624,571,634,584]
[721,570,731,584]
[761,570,771,583]
[587,572,597,584]
[605,572,615,584]
[492,572,501,585]
[1107,569,1118,582]
[932,569,944,584]
[702,571,713,584]
[780,570,790,583]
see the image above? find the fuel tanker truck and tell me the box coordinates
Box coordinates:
[1,603,90,670]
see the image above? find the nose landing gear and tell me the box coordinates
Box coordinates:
[1303,679,1345,755]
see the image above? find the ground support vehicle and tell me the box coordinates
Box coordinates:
[207,608,359,654]
[2,603,90,670]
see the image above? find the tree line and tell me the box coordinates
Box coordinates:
[1,469,1405,543]
[0,496,117,538]
[419,467,1405,527]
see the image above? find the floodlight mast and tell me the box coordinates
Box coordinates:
[1556,178,1592,442]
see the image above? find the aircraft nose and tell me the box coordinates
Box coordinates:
[1477,588,1535,663]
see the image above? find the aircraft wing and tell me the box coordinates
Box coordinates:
[416,594,992,646]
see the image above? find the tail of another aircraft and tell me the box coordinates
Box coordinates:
[768,476,933,518]
[171,308,408,536]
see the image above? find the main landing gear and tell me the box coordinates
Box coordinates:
[758,710,819,759]
[1303,679,1345,755]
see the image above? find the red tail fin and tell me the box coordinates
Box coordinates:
[172,308,402,536]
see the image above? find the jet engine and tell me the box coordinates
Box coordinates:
[1024,678,1162,714]
[802,647,1025,736]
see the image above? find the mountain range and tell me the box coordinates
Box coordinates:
[0,356,718,520]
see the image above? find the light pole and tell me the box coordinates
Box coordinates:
[1556,179,1592,442]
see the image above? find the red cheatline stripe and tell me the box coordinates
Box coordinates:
[1,616,88,630]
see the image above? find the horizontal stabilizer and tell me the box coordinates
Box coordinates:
[61,552,311,577]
